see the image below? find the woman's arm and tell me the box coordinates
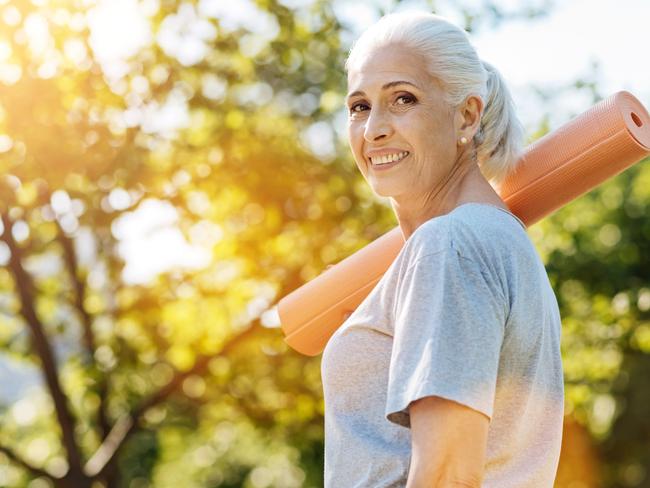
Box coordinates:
[405,395,489,488]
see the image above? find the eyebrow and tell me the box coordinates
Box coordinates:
[346,80,420,101]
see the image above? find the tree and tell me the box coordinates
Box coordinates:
[1,0,364,485]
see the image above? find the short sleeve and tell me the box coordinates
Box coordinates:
[385,247,507,428]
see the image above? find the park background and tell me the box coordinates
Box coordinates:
[1,0,650,486]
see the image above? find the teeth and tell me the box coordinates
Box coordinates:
[371,151,409,165]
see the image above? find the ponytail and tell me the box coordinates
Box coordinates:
[474,60,525,184]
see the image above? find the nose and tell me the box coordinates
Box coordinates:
[363,108,393,142]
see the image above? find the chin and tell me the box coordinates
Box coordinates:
[368,181,404,199]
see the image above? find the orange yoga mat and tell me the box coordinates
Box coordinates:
[278,90,650,356]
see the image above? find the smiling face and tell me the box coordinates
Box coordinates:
[346,43,461,199]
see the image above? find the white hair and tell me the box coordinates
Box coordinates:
[345,11,524,185]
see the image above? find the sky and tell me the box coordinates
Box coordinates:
[3,0,650,402]
[470,0,649,95]
[468,0,650,130]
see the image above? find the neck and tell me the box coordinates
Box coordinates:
[390,150,506,241]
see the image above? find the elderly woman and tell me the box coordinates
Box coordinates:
[320,11,564,488]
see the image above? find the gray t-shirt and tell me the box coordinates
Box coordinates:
[321,203,564,487]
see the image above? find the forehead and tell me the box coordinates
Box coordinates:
[347,44,433,94]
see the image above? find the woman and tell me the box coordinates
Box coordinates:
[320,11,564,488]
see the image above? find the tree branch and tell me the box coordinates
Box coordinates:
[0,442,61,482]
[56,221,96,355]
[85,320,264,479]
[0,212,86,481]
[56,221,111,439]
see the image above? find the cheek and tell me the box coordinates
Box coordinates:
[407,113,452,154]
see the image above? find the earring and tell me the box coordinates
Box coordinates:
[459,136,468,145]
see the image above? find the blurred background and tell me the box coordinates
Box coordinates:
[0,0,649,486]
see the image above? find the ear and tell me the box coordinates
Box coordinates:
[454,94,483,142]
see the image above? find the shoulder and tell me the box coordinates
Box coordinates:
[407,203,531,263]
[400,213,453,264]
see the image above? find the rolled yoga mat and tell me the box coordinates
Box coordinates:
[278,90,650,356]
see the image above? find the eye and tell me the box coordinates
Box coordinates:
[349,102,369,114]
[395,94,416,105]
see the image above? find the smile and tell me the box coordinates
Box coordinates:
[370,151,409,168]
